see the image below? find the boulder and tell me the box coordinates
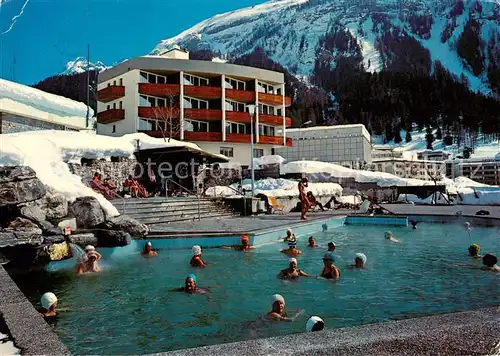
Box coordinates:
[44,226,64,236]
[0,178,46,207]
[101,215,149,237]
[45,193,68,221]
[95,230,131,247]
[19,199,47,224]
[1,218,44,246]
[68,197,105,229]
[0,231,18,248]
[43,235,66,244]
[0,166,36,183]
[56,218,77,232]
[37,220,55,233]
[68,233,98,247]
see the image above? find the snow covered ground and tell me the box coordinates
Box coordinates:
[0,131,212,216]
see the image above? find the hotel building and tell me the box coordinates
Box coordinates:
[96,48,292,165]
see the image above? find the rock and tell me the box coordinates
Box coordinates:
[56,218,77,232]
[44,226,64,236]
[19,199,47,223]
[2,218,44,246]
[0,231,18,248]
[96,230,131,247]
[68,233,98,247]
[8,217,41,230]
[101,215,149,237]
[0,166,36,183]
[38,220,55,232]
[43,235,66,244]
[0,178,47,207]
[45,193,68,221]
[68,197,105,229]
[0,251,10,265]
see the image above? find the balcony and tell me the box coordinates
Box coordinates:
[185,108,222,121]
[97,86,125,102]
[184,131,222,142]
[259,135,285,145]
[259,114,292,127]
[258,92,292,107]
[225,89,255,103]
[226,111,250,124]
[97,109,125,124]
[184,85,222,100]
[286,137,293,147]
[138,106,180,119]
[226,133,252,144]
[139,83,180,97]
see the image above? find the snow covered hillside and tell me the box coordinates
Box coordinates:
[154,0,500,94]
[63,57,109,75]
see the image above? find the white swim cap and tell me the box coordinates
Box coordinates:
[191,245,202,256]
[289,257,297,264]
[84,245,95,252]
[146,241,152,247]
[306,316,324,332]
[286,228,293,235]
[271,294,285,306]
[41,292,57,310]
[356,253,367,264]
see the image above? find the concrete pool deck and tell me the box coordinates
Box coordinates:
[161,306,500,356]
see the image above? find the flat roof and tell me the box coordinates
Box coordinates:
[98,56,285,84]
[286,124,367,133]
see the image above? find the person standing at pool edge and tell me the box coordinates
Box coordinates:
[267,294,304,321]
[298,177,310,221]
[190,245,207,267]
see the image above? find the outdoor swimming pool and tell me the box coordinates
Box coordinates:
[8,221,500,354]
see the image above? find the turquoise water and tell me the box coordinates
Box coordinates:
[8,222,500,354]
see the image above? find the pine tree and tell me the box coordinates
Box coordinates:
[436,126,443,140]
[405,131,412,143]
[394,130,402,144]
[443,135,453,146]
[425,127,435,150]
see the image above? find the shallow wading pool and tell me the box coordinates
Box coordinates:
[7,221,500,354]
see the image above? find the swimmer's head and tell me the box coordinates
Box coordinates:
[144,241,152,252]
[241,235,250,246]
[288,257,297,268]
[327,242,336,251]
[322,224,328,232]
[41,292,57,311]
[306,316,325,332]
[308,236,315,244]
[286,229,293,237]
[271,294,285,313]
[483,253,498,267]
[191,245,202,256]
[185,274,197,292]
[323,252,335,265]
[301,177,308,184]
[84,245,96,253]
[87,251,98,261]
[468,244,480,257]
[355,253,367,267]
[384,231,393,239]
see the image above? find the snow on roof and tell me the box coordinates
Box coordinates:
[253,155,285,167]
[0,78,92,119]
[286,124,367,133]
[0,131,215,216]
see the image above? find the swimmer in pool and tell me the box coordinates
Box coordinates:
[141,241,158,257]
[385,231,400,243]
[348,253,367,269]
[482,253,500,272]
[410,220,418,229]
[283,229,296,242]
[278,258,310,280]
[280,237,302,256]
[306,316,325,332]
[266,294,304,322]
[307,236,319,248]
[327,242,336,252]
[76,247,101,275]
[221,235,255,251]
[468,244,482,259]
[176,274,211,298]
[38,292,58,318]
[190,245,207,268]
[320,253,340,279]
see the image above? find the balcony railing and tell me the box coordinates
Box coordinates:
[259,114,292,127]
[184,85,222,100]
[97,109,125,124]
[139,83,180,97]
[258,135,285,145]
[97,86,125,103]
[140,130,222,142]
[184,108,222,121]
[226,111,251,124]
[138,106,180,119]
[226,133,252,144]
[225,89,255,103]
[258,92,292,107]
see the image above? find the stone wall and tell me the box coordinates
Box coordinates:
[68,158,138,192]
[1,114,76,134]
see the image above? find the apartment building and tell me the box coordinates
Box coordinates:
[96,48,292,165]
[446,157,500,185]
[368,158,446,181]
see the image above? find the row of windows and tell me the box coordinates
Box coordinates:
[107,78,123,87]
[225,99,246,112]
[184,119,208,132]
[106,101,123,110]
[140,71,167,84]
[226,121,247,134]
[258,82,282,95]
[258,124,275,136]
[138,119,178,132]
[184,73,209,86]
[225,77,246,90]
[219,147,264,158]
[184,97,209,109]
[259,103,282,116]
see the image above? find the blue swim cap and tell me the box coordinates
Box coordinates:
[186,274,197,283]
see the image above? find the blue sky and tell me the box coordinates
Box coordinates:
[0,0,266,85]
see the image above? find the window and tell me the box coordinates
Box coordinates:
[113,80,116,86]
[140,71,167,84]
[258,124,275,136]
[225,77,246,90]
[112,125,116,133]
[107,105,110,110]
[225,99,245,112]
[107,83,111,87]
[258,82,276,94]
[220,147,234,157]
[183,73,209,86]
[226,121,247,134]
[253,148,264,158]
[112,103,117,109]
[258,103,276,115]
[184,119,208,132]
[119,78,123,86]
[184,97,209,109]
[119,101,123,109]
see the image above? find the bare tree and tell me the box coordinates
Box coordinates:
[152,95,184,142]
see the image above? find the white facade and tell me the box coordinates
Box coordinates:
[372,146,404,159]
[368,159,446,181]
[446,157,500,185]
[276,124,372,164]
[417,150,451,161]
[196,142,273,167]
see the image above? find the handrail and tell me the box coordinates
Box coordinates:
[165,178,201,221]
[88,179,127,215]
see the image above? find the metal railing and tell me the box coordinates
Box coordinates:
[165,178,201,221]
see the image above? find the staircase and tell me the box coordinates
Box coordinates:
[111,197,237,225]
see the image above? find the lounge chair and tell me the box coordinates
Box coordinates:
[268,196,285,214]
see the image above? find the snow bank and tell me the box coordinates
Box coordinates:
[337,195,362,205]
[282,160,437,187]
[0,130,209,216]
[205,178,342,198]
[397,192,450,205]
[253,155,285,168]
[458,187,500,206]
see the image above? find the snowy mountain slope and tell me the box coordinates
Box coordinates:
[63,57,109,75]
[153,0,500,94]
